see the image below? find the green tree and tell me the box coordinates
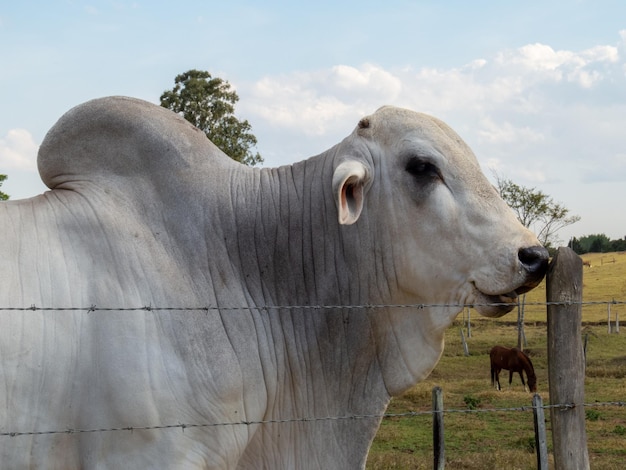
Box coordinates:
[569,237,584,254]
[578,234,612,253]
[572,234,626,254]
[589,237,605,253]
[495,174,580,250]
[610,237,626,252]
[160,70,263,166]
[0,174,9,200]
[494,173,580,351]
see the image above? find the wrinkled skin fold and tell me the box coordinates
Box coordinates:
[0,97,548,469]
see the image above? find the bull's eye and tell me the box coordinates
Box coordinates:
[405,157,441,180]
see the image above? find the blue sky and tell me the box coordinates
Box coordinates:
[2,1,626,242]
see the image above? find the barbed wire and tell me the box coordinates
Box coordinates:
[0,299,625,313]
[1,301,623,439]
[1,401,624,438]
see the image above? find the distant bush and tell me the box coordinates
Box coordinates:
[463,395,481,410]
[585,409,602,421]
[613,425,626,436]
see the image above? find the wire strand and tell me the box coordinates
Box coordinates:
[0,299,625,313]
[1,401,624,438]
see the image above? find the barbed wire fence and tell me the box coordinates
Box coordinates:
[1,299,625,313]
[1,399,624,439]
[0,298,624,441]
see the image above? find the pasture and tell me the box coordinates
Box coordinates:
[367,251,626,469]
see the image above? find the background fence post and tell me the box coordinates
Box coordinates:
[583,333,589,367]
[432,386,445,470]
[546,247,590,470]
[517,294,527,350]
[459,329,469,357]
[532,394,549,470]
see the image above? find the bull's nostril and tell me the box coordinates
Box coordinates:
[518,246,550,275]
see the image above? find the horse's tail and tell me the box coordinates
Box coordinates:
[489,347,497,386]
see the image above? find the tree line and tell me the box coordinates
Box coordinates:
[569,234,626,254]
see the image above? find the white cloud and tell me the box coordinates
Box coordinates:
[570,69,601,88]
[244,63,400,136]
[477,118,545,145]
[466,59,487,70]
[0,129,38,172]
[329,64,402,97]
[581,45,619,63]
[508,43,576,71]
[494,42,619,88]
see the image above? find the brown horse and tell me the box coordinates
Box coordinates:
[490,345,537,392]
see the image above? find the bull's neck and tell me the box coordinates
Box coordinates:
[229,156,367,308]
[225,156,449,387]
[224,158,389,467]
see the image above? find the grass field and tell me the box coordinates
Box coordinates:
[366,251,626,469]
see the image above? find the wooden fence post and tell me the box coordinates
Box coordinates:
[546,247,590,470]
[532,394,549,470]
[432,386,445,470]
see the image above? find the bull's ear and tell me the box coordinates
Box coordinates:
[332,161,371,225]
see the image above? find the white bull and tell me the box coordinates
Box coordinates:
[0,97,548,468]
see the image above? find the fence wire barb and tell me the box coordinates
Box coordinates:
[2,401,624,438]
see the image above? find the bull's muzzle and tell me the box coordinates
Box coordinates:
[516,245,550,294]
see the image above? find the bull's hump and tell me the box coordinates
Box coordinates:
[356,105,442,144]
[38,96,236,190]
